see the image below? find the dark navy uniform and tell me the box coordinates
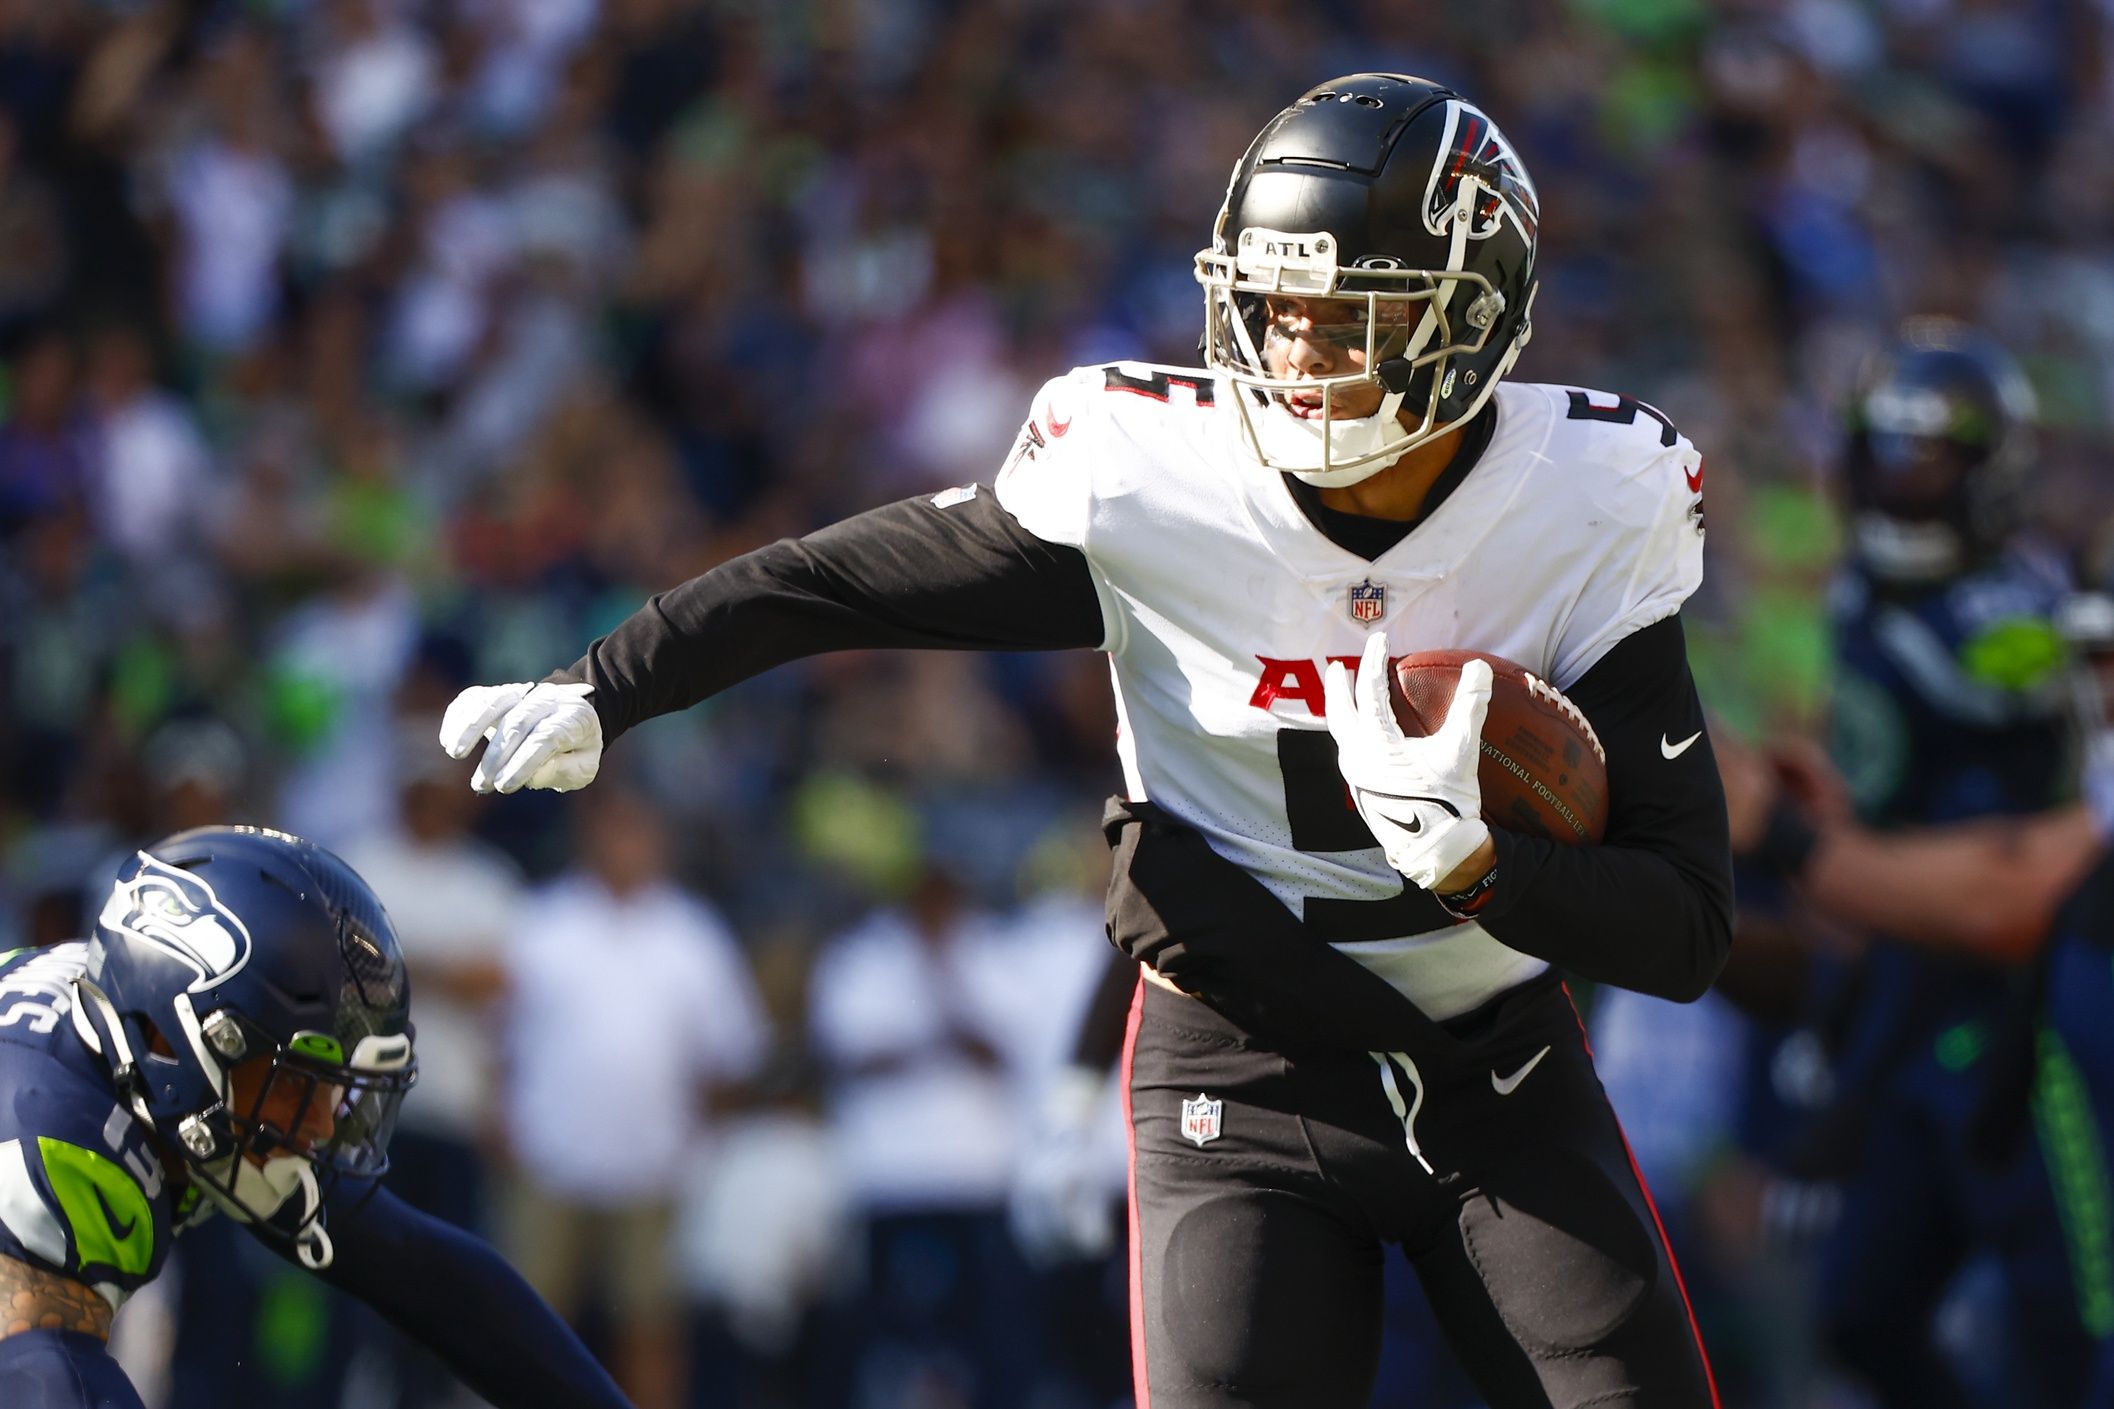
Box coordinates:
[0,941,193,1408]
[2036,855,2114,1408]
[0,942,633,1409]
[0,944,194,1315]
[1817,546,2099,1407]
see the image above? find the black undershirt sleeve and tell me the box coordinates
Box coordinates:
[551,490,1105,744]
[1474,614,1734,1002]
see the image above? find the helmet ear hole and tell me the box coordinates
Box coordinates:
[138,1017,179,1063]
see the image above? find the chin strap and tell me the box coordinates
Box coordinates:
[293,1167,335,1270]
[1251,388,1414,488]
[71,980,161,1135]
[297,1220,335,1270]
[193,1153,336,1268]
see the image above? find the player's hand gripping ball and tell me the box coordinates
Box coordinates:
[1323,635,1496,891]
[1325,635,1609,891]
[1391,649,1608,845]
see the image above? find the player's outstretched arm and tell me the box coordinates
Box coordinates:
[1800,808,2101,960]
[1719,724,2110,958]
[283,1185,635,1409]
[441,490,1104,791]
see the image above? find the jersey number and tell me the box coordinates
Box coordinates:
[1102,367,1216,404]
[1276,729,1450,942]
[1565,390,1678,447]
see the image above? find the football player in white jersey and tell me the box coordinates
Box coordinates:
[442,74,1731,1409]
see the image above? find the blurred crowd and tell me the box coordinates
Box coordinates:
[4,0,2114,1407]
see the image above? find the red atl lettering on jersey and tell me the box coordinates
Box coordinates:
[1249,656,1368,716]
[1684,456,1705,495]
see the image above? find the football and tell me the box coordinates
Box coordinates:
[1390,650,1609,845]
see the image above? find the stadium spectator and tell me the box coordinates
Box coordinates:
[339,725,524,1408]
[498,784,769,1409]
[806,859,1039,1409]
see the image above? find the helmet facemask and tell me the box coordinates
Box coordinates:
[1845,318,2036,585]
[78,974,416,1269]
[1197,175,1527,488]
[176,1011,414,1266]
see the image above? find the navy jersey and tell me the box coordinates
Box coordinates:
[1828,544,2072,830]
[0,943,199,1312]
[1822,544,2075,1112]
[0,952,639,1409]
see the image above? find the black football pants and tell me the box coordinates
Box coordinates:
[1122,973,1719,1409]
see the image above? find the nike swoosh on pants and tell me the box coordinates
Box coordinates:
[1491,1045,1552,1096]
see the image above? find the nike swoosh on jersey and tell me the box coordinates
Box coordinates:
[1685,461,1704,494]
[93,1182,136,1241]
[1660,730,1702,759]
[1491,1045,1552,1096]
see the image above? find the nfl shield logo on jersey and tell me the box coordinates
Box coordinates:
[1348,579,1387,624]
[1181,1093,1223,1147]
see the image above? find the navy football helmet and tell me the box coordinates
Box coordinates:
[74,826,415,1267]
[1196,74,1540,485]
[1843,318,2036,584]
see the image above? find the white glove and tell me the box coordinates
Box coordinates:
[1007,1066,1118,1267]
[1322,632,1492,891]
[438,682,603,794]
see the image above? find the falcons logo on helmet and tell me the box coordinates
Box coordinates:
[1423,101,1540,243]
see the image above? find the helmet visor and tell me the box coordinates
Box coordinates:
[1855,431,1985,523]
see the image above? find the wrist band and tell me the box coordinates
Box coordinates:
[1751,796,1821,881]
[1436,863,1500,919]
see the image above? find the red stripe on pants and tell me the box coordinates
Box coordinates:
[1564,984,1723,1409]
[1121,973,1151,1408]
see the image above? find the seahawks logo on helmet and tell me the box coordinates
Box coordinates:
[98,854,254,991]
[1423,101,1540,243]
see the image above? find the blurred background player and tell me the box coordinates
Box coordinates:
[0,825,636,1409]
[1734,322,2097,1407]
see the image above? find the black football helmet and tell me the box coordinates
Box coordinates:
[75,826,415,1268]
[1196,74,1540,485]
[1843,318,2036,584]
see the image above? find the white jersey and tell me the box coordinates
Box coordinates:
[994,365,1706,1019]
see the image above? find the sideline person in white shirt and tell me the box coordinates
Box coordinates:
[500,785,768,1409]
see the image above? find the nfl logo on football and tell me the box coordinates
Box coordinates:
[1181,1093,1223,1147]
[1347,579,1387,624]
